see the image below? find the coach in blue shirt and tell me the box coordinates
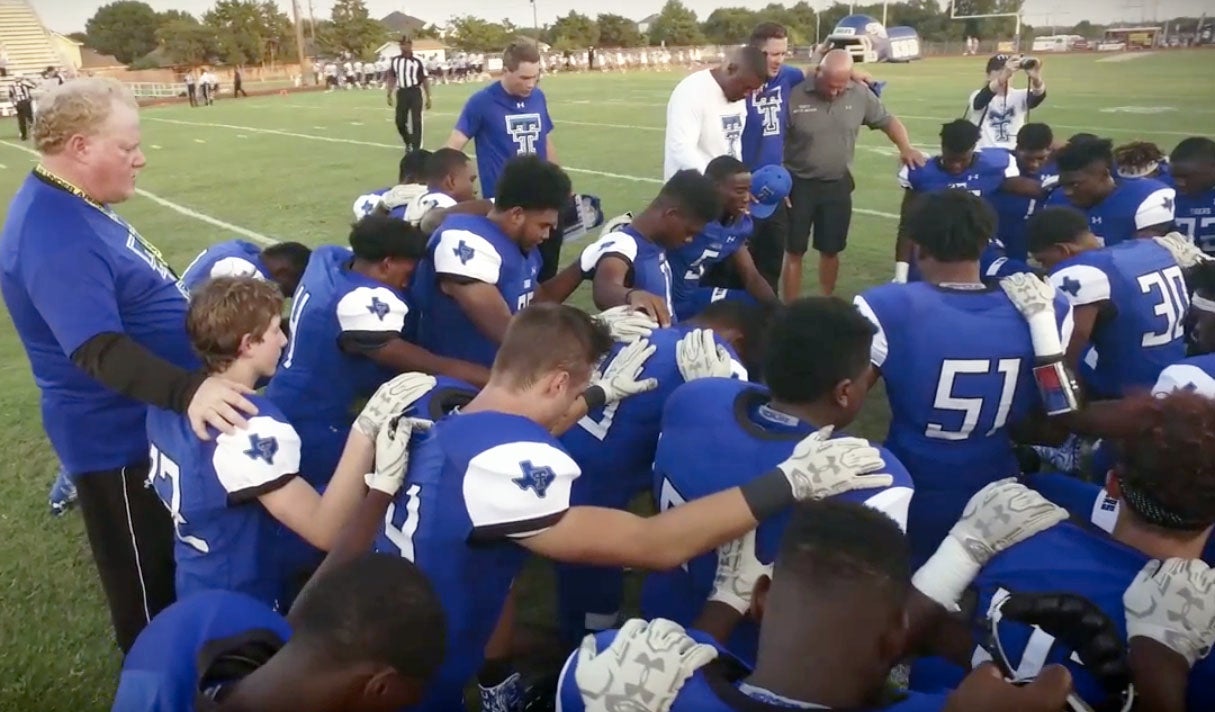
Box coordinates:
[0,78,257,652]
[740,22,804,291]
[444,39,569,282]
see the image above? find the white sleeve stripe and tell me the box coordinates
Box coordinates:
[853,295,889,368]
[1058,302,1075,350]
[1049,265,1111,306]
[336,286,408,334]
[212,416,301,495]
[462,441,579,534]
[580,231,640,272]
[862,486,913,532]
[433,229,503,284]
[1135,187,1176,230]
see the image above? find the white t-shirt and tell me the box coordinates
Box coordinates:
[965,87,1040,150]
[663,69,747,180]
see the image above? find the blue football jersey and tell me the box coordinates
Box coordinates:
[987,154,1057,261]
[1046,178,1175,246]
[373,411,580,711]
[963,524,1215,710]
[1164,174,1215,254]
[1048,240,1187,398]
[113,589,292,712]
[181,239,269,293]
[265,245,407,486]
[579,226,675,319]
[561,328,747,508]
[558,627,949,712]
[854,283,1072,564]
[1153,352,1215,397]
[413,213,541,367]
[454,82,553,199]
[146,394,301,608]
[980,240,1034,281]
[742,64,806,169]
[668,215,754,320]
[898,148,1019,197]
[643,378,915,664]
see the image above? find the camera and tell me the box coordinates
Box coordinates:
[1021,56,1040,70]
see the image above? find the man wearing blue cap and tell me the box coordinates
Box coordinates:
[667,156,784,321]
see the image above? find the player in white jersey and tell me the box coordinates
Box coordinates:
[965,54,1046,150]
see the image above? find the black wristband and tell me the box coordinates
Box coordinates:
[740,468,796,521]
[582,384,607,411]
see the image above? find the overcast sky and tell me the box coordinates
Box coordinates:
[34,0,1210,35]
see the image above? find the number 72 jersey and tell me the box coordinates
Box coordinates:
[853,283,1074,495]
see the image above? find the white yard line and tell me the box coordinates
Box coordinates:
[0,140,277,246]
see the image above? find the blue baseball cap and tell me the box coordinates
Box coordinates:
[750,165,792,220]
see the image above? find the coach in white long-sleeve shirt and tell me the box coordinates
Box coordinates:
[662,47,766,180]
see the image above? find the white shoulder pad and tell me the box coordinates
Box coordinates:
[1153,363,1215,398]
[209,256,264,281]
[580,231,639,273]
[352,193,382,220]
[852,295,889,368]
[213,416,301,498]
[336,286,408,333]
[1135,187,1176,231]
[861,485,914,532]
[896,164,912,190]
[1049,264,1111,306]
[463,441,580,537]
[433,228,503,284]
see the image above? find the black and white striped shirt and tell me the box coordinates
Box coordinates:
[7,79,33,103]
[390,55,426,89]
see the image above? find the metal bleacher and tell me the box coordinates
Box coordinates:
[0,0,63,115]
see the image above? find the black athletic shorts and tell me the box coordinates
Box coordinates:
[787,174,854,256]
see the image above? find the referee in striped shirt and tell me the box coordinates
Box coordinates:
[387,36,431,151]
[8,75,34,141]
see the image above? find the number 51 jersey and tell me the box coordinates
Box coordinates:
[854,283,1073,562]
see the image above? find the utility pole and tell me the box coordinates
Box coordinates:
[290,0,310,85]
[307,0,317,42]
[883,1,888,26]
[531,0,539,31]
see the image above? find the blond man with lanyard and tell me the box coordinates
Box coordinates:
[0,78,256,652]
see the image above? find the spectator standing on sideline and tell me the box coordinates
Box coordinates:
[445,39,570,281]
[0,78,257,652]
[184,69,197,107]
[965,53,1046,150]
[740,22,804,290]
[7,74,34,141]
[388,37,430,152]
[662,46,766,180]
[233,67,248,98]
[783,49,923,298]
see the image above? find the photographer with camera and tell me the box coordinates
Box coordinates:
[965,53,1046,150]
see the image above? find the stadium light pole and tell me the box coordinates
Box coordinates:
[531,0,539,31]
[290,0,310,85]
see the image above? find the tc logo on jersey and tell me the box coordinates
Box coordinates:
[754,90,783,137]
[454,239,476,265]
[1059,276,1082,297]
[505,113,542,155]
[367,296,391,320]
[987,107,1016,143]
[720,114,744,158]
[513,460,556,497]
[244,434,279,464]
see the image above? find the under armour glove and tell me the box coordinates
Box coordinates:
[380,183,427,211]
[1154,232,1212,269]
[707,529,771,615]
[913,479,1068,610]
[575,618,718,712]
[354,372,438,440]
[1124,557,1215,667]
[591,338,659,405]
[1000,273,1064,359]
[777,425,892,501]
[364,416,432,496]
[593,305,657,344]
[676,328,734,382]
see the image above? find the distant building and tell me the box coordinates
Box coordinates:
[375,38,448,65]
[637,13,660,36]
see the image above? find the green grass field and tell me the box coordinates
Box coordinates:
[1,50,1212,710]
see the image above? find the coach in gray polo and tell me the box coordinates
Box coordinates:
[782,50,923,298]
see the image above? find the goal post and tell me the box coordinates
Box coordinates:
[950,0,1025,51]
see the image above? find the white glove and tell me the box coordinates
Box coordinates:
[1000,273,1063,359]
[593,305,657,344]
[599,212,633,239]
[595,338,659,404]
[1154,232,1212,269]
[1124,557,1215,667]
[676,328,734,382]
[364,416,433,496]
[708,529,771,615]
[894,261,910,284]
[380,182,427,211]
[354,372,438,440]
[777,426,892,500]
[913,479,1067,610]
[575,618,718,712]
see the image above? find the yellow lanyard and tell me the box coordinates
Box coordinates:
[32,164,179,280]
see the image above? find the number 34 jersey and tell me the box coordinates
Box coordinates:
[854,284,1073,560]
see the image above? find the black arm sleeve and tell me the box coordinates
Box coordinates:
[1028,89,1046,109]
[337,330,396,355]
[71,332,207,413]
[972,84,996,111]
